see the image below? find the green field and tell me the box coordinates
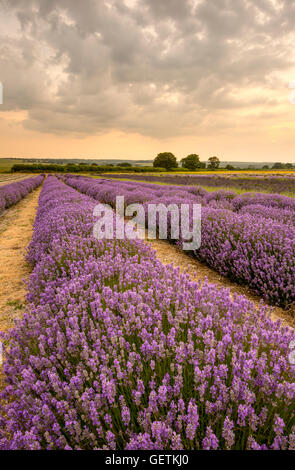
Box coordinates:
[0,159,25,172]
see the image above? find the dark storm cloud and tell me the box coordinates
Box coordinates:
[0,0,294,136]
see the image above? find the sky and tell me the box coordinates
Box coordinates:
[0,0,295,163]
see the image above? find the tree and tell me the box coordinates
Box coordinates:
[285,163,293,169]
[181,154,201,170]
[272,162,285,169]
[208,156,220,170]
[262,165,269,169]
[153,152,178,170]
[225,164,235,170]
[117,162,132,167]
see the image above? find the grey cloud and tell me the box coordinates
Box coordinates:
[0,0,294,137]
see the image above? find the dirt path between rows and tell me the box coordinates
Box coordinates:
[148,238,295,329]
[0,186,41,335]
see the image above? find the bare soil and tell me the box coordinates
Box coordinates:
[0,186,41,398]
[0,187,41,334]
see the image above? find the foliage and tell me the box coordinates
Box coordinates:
[153,153,178,170]
[208,156,220,170]
[181,154,206,170]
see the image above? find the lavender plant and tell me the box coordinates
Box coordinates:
[101,173,295,195]
[62,175,295,308]
[0,175,44,214]
[0,176,294,450]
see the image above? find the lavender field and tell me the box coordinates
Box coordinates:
[0,175,44,215]
[102,173,295,196]
[0,175,294,450]
[63,175,295,308]
[2,0,295,456]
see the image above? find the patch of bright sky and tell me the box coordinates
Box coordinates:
[160,20,178,56]
[230,84,278,106]
[0,110,28,122]
[268,0,283,11]
[105,1,114,10]
[124,0,139,9]
[0,9,21,37]
[158,91,180,105]
[142,25,158,41]
[191,0,203,13]
[256,10,271,25]
[196,30,206,41]
[58,10,76,27]
[31,38,69,98]
[46,59,70,98]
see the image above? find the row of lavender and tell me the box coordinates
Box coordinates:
[65,175,295,220]
[101,173,295,195]
[0,176,294,450]
[61,175,295,308]
[0,175,45,214]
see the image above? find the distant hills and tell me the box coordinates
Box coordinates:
[0,157,293,170]
[219,161,275,169]
[1,158,153,167]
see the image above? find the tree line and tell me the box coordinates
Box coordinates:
[153,153,220,170]
[153,153,295,171]
[10,156,294,173]
[11,163,166,173]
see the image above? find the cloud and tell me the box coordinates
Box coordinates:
[0,0,295,138]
